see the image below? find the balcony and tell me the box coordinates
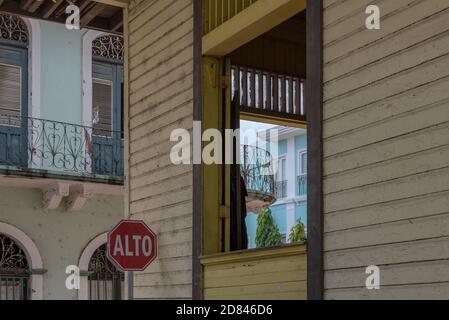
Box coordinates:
[0,114,124,183]
[241,145,276,213]
[297,174,306,197]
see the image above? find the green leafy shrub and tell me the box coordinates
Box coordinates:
[255,207,282,248]
[289,218,306,243]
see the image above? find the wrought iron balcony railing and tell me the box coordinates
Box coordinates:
[0,114,124,180]
[241,144,276,213]
[275,180,287,199]
[297,174,307,197]
[240,144,275,198]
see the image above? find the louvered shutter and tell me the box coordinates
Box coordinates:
[92,80,112,136]
[0,64,21,126]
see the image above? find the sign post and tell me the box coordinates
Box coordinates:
[107,220,158,271]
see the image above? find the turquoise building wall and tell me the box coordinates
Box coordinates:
[40,21,85,124]
[246,205,288,249]
[295,202,307,224]
[295,134,307,150]
[246,132,307,249]
[278,139,287,155]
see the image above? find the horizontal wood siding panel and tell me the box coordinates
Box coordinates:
[323,122,449,176]
[324,190,449,233]
[323,0,373,29]
[325,260,449,289]
[324,6,449,82]
[324,0,447,64]
[324,0,415,46]
[202,244,307,300]
[323,76,449,139]
[323,0,449,299]
[325,282,449,300]
[324,237,449,270]
[128,0,194,299]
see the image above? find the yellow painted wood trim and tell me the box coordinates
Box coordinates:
[202,0,307,57]
[240,111,307,129]
[201,242,307,266]
[202,56,222,255]
[93,0,128,8]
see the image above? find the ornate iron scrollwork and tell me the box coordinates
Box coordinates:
[0,234,29,274]
[0,115,124,177]
[92,35,124,61]
[0,14,28,44]
[88,244,120,276]
[28,117,92,173]
[241,145,276,196]
[88,244,124,300]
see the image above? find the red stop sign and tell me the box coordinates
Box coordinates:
[107,220,158,271]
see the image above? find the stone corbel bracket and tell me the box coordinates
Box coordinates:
[42,182,70,210]
[66,184,94,211]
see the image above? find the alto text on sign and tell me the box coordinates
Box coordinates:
[107,220,158,271]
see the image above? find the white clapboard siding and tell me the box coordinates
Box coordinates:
[324,6,449,82]
[323,0,449,299]
[128,0,194,299]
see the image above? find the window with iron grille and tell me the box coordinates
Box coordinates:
[0,234,29,300]
[88,244,124,300]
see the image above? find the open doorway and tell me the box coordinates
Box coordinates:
[226,11,308,252]
[198,1,321,300]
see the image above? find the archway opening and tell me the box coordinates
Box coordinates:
[0,233,30,300]
[87,243,124,300]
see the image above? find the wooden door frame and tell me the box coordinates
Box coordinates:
[192,0,323,300]
[306,0,323,301]
[192,0,202,300]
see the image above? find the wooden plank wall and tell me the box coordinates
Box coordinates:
[202,0,259,35]
[322,0,449,299]
[128,0,194,299]
[201,243,307,299]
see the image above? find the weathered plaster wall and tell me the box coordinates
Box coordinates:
[0,185,123,299]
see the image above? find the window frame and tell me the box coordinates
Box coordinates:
[297,149,307,176]
[275,154,287,182]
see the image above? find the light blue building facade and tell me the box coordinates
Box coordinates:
[0,14,125,299]
[246,127,307,248]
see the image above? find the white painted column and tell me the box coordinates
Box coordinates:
[23,18,42,170]
[82,30,104,128]
[286,136,296,198]
[285,136,297,243]
[81,30,104,174]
